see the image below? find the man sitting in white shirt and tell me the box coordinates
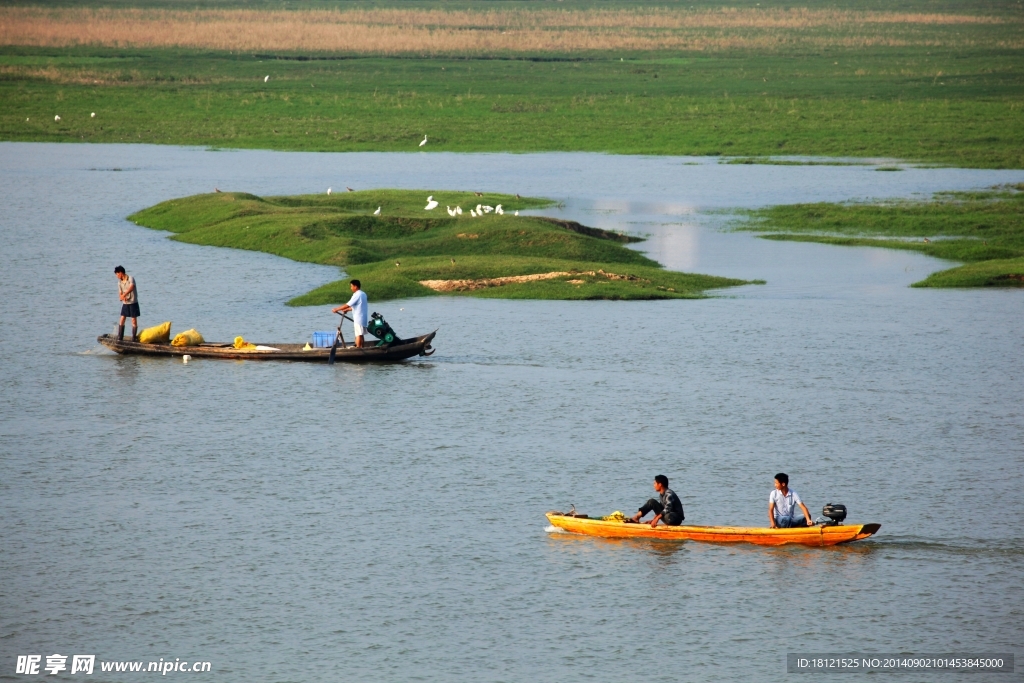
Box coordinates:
[332,279,369,348]
[768,472,814,528]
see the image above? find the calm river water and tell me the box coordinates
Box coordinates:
[1,143,1022,682]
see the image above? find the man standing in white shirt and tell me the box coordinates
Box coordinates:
[332,279,368,348]
[768,472,814,528]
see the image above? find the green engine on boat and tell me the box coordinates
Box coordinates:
[366,312,401,347]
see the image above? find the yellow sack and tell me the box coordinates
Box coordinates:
[601,511,627,522]
[233,336,257,350]
[171,329,204,347]
[138,321,172,344]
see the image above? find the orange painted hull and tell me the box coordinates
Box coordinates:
[546,513,880,547]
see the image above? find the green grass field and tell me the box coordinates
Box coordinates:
[129,190,754,302]
[742,184,1024,287]
[4,46,1021,167]
[2,0,1022,167]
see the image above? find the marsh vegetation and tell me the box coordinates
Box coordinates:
[1,0,1021,167]
[129,190,754,302]
[742,184,1024,287]
[3,6,1017,54]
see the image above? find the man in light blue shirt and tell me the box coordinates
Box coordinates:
[332,279,368,348]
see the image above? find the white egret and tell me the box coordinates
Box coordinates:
[327,187,332,195]
[476,204,482,213]
[446,206,456,216]
[374,207,381,215]
[425,196,438,210]
[90,112,96,118]
[515,211,519,216]
[455,206,463,215]
[264,75,269,82]
[483,205,493,213]
[54,115,61,121]
[419,135,428,147]
[470,209,477,217]
[495,204,504,214]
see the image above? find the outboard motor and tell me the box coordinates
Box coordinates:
[820,503,848,526]
[365,312,402,347]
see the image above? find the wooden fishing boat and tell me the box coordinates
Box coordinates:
[97,331,436,363]
[546,512,880,547]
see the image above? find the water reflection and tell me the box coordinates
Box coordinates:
[756,541,874,575]
[640,224,700,271]
[546,533,688,559]
[112,354,141,383]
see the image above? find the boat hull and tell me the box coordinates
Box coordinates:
[97,331,436,363]
[546,513,880,547]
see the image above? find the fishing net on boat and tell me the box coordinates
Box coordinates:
[601,511,627,522]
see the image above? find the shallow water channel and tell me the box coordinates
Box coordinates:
[2,144,1022,682]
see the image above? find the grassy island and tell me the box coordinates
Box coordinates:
[741,184,1024,287]
[129,190,754,303]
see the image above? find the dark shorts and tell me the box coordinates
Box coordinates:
[120,302,140,318]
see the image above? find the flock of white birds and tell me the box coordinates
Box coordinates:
[50,109,525,220]
[452,203,509,217]
[324,188,520,218]
[52,85,519,221]
[433,197,518,217]
[49,87,526,222]
[50,101,521,223]
[318,126,514,217]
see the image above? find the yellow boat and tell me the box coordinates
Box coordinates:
[546,512,880,547]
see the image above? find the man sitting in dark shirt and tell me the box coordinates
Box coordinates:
[630,474,684,527]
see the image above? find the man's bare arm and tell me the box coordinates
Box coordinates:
[799,501,813,526]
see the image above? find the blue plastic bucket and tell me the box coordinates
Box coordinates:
[311,331,337,348]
